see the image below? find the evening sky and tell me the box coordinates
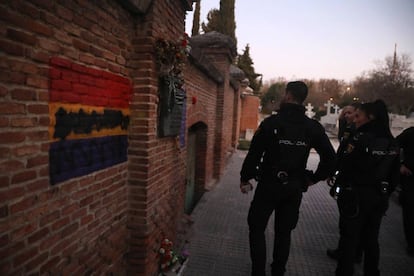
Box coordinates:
[185,0,414,82]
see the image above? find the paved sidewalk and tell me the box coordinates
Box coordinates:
[183,149,414,276]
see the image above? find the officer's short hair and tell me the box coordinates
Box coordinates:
[286,81,308,104]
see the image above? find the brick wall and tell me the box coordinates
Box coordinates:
[185,66,218,187]
[0,0,135,274]
[240,95,260,138]
[0,0,239,275]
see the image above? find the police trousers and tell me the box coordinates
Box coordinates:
[400,174,414,250]
[336,186,388,276]
[248,181,302,276]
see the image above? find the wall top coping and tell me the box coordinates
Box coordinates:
[189,31,237,57]
[118,0,195,14]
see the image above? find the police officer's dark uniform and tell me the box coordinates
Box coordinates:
[334,111,399,276]
[396,126,414,256]
[240,81,336,276]
[327,122,364,263]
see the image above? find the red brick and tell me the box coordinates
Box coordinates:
[39,256,61,273]
[0,131,27,146]
[0,234,9,247]
[26,76,49,89]
[11,170,37,184]
[0,117,9,127]
[26,130,49,141]
[10,88,37,101]
[79,195,94,207]
[0,261,11,275]
[0,103,26,114]
[56,6,73,21]
[12,144,39,157]
[7,28,37,45]
[26,178,49,192]
[25,251,49,272]
[10,196,38,214]
[0,85,8,97]
[13,246,38,267]
[27,104,48,114]
[0,39,25,56]
[39,233,60,252]
[72,38,90,52]
[28,227,50,244]
[0,205,8,218]
[25,19,53,37]
[0,241,25,260]
[10,117,37,128]
[61,222,79,237]
[51,79,73,91]
[71,208,87,221]
[9,71,27,84]
[0,175,10,189]
[8,60,39,75]
[11,223,37,241]
[80,214,94,226]
[26,153,48,167]
[38,116,50,127]
[40,211,60,227]
[28,49,50,63]
[12,1,40,18]
[51,237,75,255]
[0,186,25,201]
[61,203,79,216]
[51,216,70,231]
[0,159,25,171]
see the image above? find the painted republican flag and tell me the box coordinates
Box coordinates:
[48,57,132,185]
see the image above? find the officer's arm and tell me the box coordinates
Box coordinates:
[240,123,267,182]
[311,124,337,183]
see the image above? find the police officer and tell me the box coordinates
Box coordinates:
[240,81,336,276]
[338,105,356,141]
[327,102,363,263]
[334,100,399,276]
[396,126,414,256]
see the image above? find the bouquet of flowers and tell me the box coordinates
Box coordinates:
[155,33,191,78]
[158,238,189,275]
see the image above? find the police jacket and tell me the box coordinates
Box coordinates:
[336,120,400,194]
[240,103,336,184]
[397,127,414,172]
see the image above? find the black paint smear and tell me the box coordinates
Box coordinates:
[53,107,129,140]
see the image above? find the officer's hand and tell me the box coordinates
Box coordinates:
[240,181,253,194]
[400,164,412,176]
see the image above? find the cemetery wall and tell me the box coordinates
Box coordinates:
[240,95,260,140]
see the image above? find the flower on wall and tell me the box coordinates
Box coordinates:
[155,33,191,81]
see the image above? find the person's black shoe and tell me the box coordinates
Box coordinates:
[327,248,339,260]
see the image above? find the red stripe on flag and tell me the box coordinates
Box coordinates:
[49,57,131,108]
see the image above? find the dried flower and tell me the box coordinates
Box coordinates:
[155,33,190,79]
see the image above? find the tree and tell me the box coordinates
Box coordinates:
[353,52,414,114]
[201,0,236,43]
[201,9,220,33]
[219,0,236,42]
[260,82,285,114]
[237,44,262,93]
[191,0,201,36]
